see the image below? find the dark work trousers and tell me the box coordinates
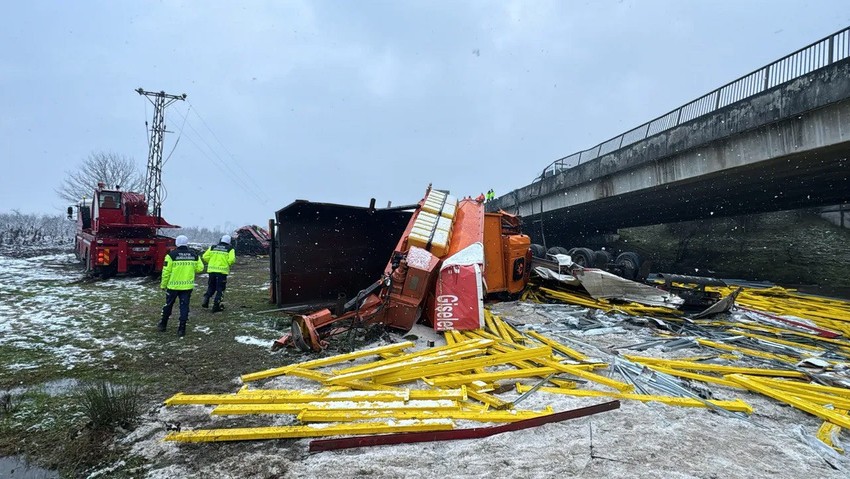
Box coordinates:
[161,289,192,327]
[204,273,228,304]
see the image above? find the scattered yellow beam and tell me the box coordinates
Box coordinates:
[284,368,401,391]
[370,346,553,385]
[754,378,850,400]
[165,420,455,442]
[326,347,487,384]
[426,367,559,388]
[233,387,469,402]
[211,400,461,415]
[296,408,551,423]
[724,329,825,352]
[816,409,847,453]
[331,338,493,376]
[240,341,414,382]
[725,374,850,429]
[524,330,591,362]
[624,356,807,378]
[515,384,753,414]
[695,339,799,363]
[643,365,743,390]
[466,388,510,409]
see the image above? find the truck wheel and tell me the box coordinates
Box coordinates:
[571,247,596,267]
[615,252,642,280]
[594,250,612,269]
[546,246,561,256]
[530,244,546,259]
[554,247,570,255]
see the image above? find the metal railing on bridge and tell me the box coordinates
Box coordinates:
[540,26,850,179]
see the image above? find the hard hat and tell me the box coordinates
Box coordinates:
[175,235,189,247]
[221,234,232,245]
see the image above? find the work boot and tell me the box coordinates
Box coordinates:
[201,295,209,308]
[212,302,223,313]
[157,320,167,332]
[177,325,186,338]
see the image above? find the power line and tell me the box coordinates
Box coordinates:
[168,107,261,200]
[166,107,266,204]
[187,100,270,202]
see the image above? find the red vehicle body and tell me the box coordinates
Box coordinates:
[70,184,179,276]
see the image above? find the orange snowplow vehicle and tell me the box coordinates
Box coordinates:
[269,186,531,351]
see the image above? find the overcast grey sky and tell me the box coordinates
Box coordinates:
[1,1,847,230]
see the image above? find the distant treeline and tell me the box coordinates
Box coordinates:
[162,226,231,246]
[0,211,230,247]
[0,211,75,245]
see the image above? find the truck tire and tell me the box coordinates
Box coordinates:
[546,246,561,256]
[615,252,642,280]
[593,250,612,269]
[554,247,570,255]
[530,244,546,259]
[571,247,596,267]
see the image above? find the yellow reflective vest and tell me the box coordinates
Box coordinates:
[203,243,236,275]
[160,246,204,290]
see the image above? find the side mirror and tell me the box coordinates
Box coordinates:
[67,206,74,220]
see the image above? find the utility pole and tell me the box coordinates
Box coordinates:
[136,88,187,219]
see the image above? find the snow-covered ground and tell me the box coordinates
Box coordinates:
[0,249,158,371]
[3,247,847,478]
[124,315,849,479]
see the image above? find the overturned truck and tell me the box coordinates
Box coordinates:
[268,186,531,351]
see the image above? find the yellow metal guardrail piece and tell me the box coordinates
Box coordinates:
[427,367,558,387]
[240,341,415,382]
[515,384,753,414]
[623,356,807,378]
[165,419,456,443]
[296,408,551,423]
[725,374,850,429]
[327,348,487,385]
[370,346,553,385]
[524,330,591,362]
[331,338,494,376]
[211,399,462,415]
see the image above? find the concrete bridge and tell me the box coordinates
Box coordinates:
[488,27,850,246]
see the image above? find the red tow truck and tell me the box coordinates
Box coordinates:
[69,183,179,277]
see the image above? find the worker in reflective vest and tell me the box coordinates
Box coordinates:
[202,234,237,312]
[158,235,204,337]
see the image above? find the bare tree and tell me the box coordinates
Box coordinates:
[56,152,144,203]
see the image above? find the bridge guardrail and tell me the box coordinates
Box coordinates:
[540,26,850,180]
